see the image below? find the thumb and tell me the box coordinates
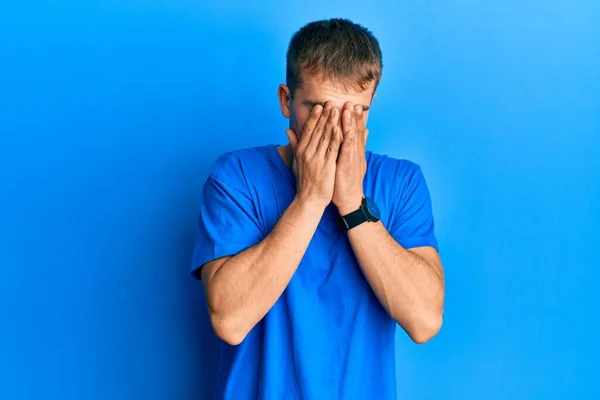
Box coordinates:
[363,129,369,147]
[285,129,299,153]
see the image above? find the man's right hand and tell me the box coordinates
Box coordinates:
[285,102,342,208]
[203,102,341,345]
[204,105,341,344]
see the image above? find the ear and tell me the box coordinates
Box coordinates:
[278,84,292,118]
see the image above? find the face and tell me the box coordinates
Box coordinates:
[278,72,376,141]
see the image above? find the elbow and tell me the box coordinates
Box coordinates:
[209,310,248,346]
[404,313,443,345]
[205,285,249,346]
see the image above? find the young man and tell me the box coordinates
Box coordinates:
[191,18,445,400]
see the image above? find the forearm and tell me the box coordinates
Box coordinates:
[347,221,444,343]
[206,197,325,344]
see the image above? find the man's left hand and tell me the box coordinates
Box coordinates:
[333,102,369,215]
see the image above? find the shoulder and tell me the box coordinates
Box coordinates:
[366,151,425,186]
[207,145,274,187]
[365,151,433,213]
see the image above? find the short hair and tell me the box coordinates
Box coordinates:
[286,18,383,97]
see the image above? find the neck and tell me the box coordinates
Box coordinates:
[277,144,294,169]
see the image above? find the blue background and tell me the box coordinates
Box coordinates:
[1,1,599,399]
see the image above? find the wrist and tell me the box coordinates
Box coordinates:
[335,195,364,216]
[293,195,328,215]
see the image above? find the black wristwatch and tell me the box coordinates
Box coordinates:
[337,197,381,232]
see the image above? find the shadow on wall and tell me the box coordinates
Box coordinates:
[177,158,221,400]
[135,5,292,394]
[176,22,286,399]
[182,5,294,380]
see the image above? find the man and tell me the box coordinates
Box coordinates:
[191,18,445,400]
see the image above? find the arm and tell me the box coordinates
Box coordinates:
[198,102,341,345]
[334,103,444,343]
[337,204,444,343]
[202,197,324,345]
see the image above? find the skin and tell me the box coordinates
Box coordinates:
[201,72,445,345]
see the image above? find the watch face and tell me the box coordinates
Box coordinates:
[364,197,381,221]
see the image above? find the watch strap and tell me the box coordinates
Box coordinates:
[337,207,369,232]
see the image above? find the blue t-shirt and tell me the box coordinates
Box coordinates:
[191,144,438,400]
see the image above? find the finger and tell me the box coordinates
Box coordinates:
[354,105,365,137]
[306,102,333,154]
[326,125,343,162]
[317,107,339,158]
[364,128,370,147]
[299,104,323,149]
[351,106,358,136]
[337,124,353,163]
[342,106,356,140]
[341,101,353,131]
[354,105,366,151]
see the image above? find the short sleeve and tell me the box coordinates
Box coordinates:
[189,176,265,278]
[389,165,439,251]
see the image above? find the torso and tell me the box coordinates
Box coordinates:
[211,144,420,400]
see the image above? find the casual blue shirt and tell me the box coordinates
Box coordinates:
[191,144,438,400]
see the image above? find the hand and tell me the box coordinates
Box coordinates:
[333,103,369,215]
[285,102,342,209]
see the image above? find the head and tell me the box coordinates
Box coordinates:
[278,18,383,140]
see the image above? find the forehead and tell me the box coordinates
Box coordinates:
[294,73,375,110]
